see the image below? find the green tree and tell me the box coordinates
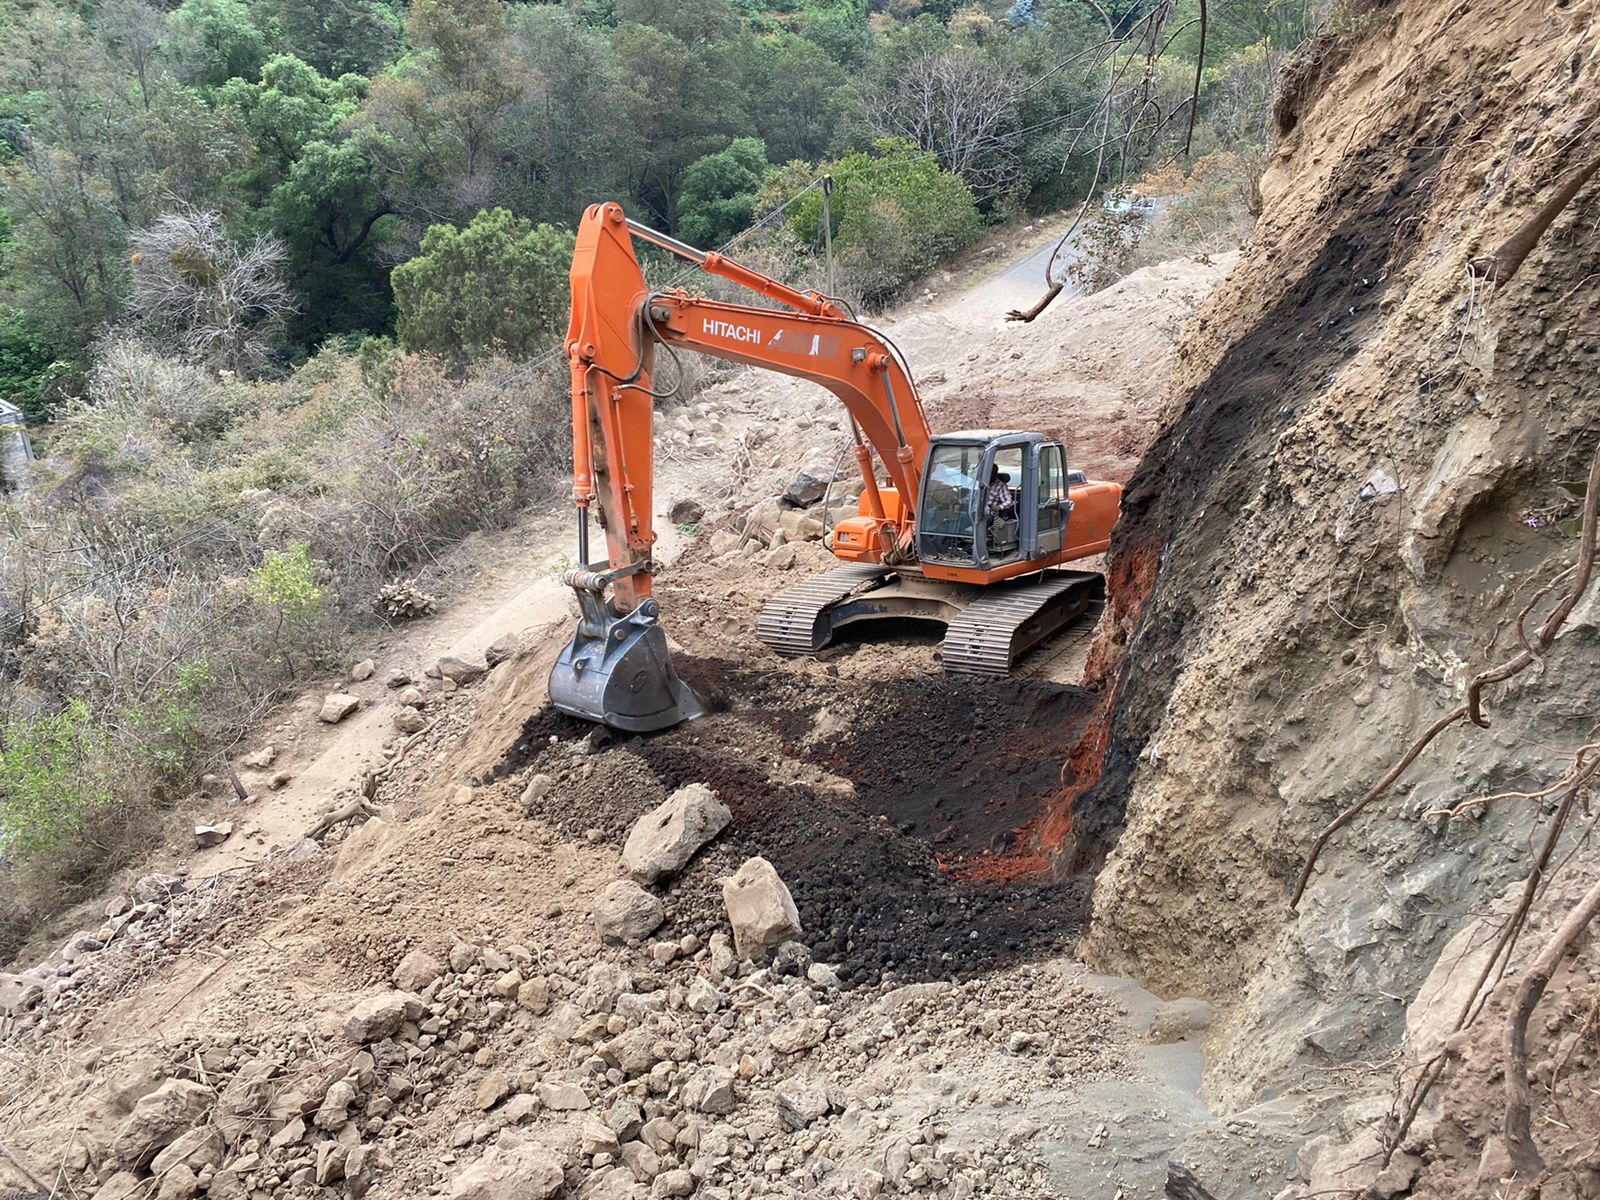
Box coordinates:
[726,32,846,164]
[678,138,772,248]
[391,208,574,364]
[170,0,270,86]
[250,0,403,77]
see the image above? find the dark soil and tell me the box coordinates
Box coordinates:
[490,653,1097,986]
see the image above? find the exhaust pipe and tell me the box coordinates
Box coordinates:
[548,566,705,733]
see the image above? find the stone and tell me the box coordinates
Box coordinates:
[764,542,798,570]
[1146,997,1213,1044]
[619,1141,661,1182]
[343,991,417,1044]
[436,656,487,684]
[686,977,723,1014]
[315,1142,347,1186]
[449,942,478,972]
[784,454,835,506]
[111,1079,215,1168]
[447,1144,565,1200]
[709,529,740,557]
[133,873,186,904]
[150,1127,225,1177]
[777,508,825,543]
[806,963,842,989]
[393,949,445,993]
[385,669,411,688]
[669,498,705,525]
[398,685,426,708]
[594,880,665,944]
[768,1017,830,1055]
[484,636,516,667]
[475,1069,512,1111]
[92,1172,143,1200]
[350,659,376,681]
[268,770,292,791]
[240,746,277,769]
[722,857,801,960]
[607,1097,645,1141]
[602,1026,659,1076]
[194,822,232,849]
[319,692,360,723]
[639,1117,677,1154]
[581,1118,622,1157]
[0,972,44,1016]
[622,784,731,883]
[539,1080,590,1110]
[775,1079,830,1129]
[314,1078,358,1130]
[156,1165,199,1200]
[504,1093,541,1124]
[517,976,550,1014]
[393,707,427,734]
[653,1168,694,1197]
[520,774,554,812]
[683,1066,737,1115]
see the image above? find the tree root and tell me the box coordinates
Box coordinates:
[303,797,377,842]
[1476,151,1600,288]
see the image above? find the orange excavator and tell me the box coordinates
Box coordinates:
[550,202,1122,731]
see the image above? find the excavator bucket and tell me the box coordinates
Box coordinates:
[548,570,705,733]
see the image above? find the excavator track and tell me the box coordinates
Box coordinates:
[940,570,1104,676]
[755,564,895,656]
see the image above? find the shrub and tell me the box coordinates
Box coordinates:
[392,209,575,366]
[0,700,112,865]
[678,138,774,249]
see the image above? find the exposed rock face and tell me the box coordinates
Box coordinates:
[722,856,801,960]
[621,784,730,883]
[1062,0,1600,1172]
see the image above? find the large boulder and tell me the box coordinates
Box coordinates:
[784,449,838,506]
[448,1144,566,1200]
[621,784,730,884]
[111,1079,215,1168]
[593,881,664,944]
[721,856,801,960]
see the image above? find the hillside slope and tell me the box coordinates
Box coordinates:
[1071,0,1600,1192]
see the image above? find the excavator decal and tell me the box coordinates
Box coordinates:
[549,202,1123,732]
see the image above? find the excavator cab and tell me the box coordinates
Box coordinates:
[915,432,1075,574]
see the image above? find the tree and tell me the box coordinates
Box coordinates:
[391,208,573,364]
[678,138,772,248]
[728,33,846,165]
[250,0,403,77]
[130,207,295,374]
[170,0,270,86]
[94,0,168,111]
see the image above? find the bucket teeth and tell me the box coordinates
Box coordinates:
[549,594,704,732]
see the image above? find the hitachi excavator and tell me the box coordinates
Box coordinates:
[550,202,1123,732]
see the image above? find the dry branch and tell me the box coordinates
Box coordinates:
[1503,873,1600,1176]
[303,797,377,842]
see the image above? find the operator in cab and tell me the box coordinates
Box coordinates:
[986,469,1016,519]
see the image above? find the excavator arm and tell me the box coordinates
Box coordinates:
[565,202,932,600]
[553,201,939,732]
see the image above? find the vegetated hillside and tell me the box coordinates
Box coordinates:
[1069,0,1600,1193]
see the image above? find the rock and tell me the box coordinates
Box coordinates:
[669,498,705,525]
[607,1097,645,1141]
[504,1093,540,1124]
[709,529,741,557]
[594,880,665,944]
[764,543,798,571]
[344,991,418,1044]
[397,686,426,708]
[0,972,44,1016]
[436,656,487,684]
[158,1166,200,1200]
[622,784,731,883]
[620,1141,661,1182]
[319,692,360,723]
[683,1066,737,1115]
[778,508,825,543]
[653,1168,695,1197]
[133,873,186,905]
[775,1079,830,1129]
[240,746,277,769]
[267,770,292,791]
[385,670,412,688]
[314,1078,357,1130]
[806,963,842,989]
[448,1144,565,1200]
[93,1172,143,1200]
[1146,997,1213,1044]
[520,774,554,812]
[315,1142,347,1187]
[393,949,445,993]
[784,454,835,506]
[449,942,477,972]
[769,1017,830,1055]
[150,1127,224,1177]
[722,857,801,960]
[686,977,723,1014]
[393,707,427,734]
[475,1069,512,1111]
[538,1080,590,1110]
[194,822,232,849]
[350,659,376,681]
[111,1079,215,1168]
[484,636,516,667]
[517,976,550,1014]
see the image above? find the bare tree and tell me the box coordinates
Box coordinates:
[95,0,167,113]
[130,207,296,376]
[864,47,1023,202]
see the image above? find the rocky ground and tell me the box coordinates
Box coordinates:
[0,246,1253,1200]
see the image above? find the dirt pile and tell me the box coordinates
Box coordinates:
[1062,0,1600,1193]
